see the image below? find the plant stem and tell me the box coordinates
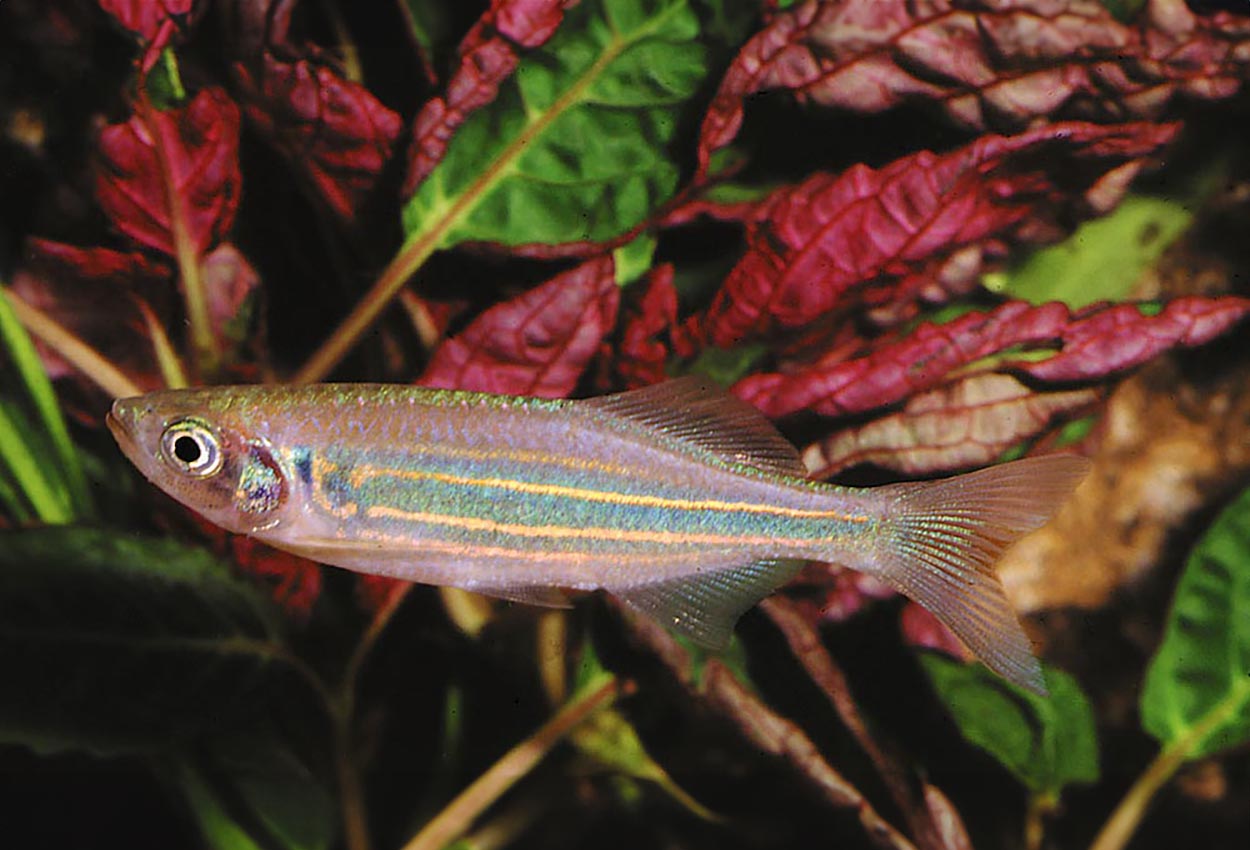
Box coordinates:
[400,674,620,850]
[161,48,186,100]
[333,586,413,850]
[457,786,547,850]
[1024,792,1056,850]
[536,609,568,705]
[334,703,372,850]
[1090,684,1248,850]
[294,16,649,385]
[1,288,141,398]
[1087,739,1188,850]
[135,297,189,388]
[292,232,438,384]
[440,586,495,638]
[138,96,219,378]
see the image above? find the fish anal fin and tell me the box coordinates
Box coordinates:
[611,558,804,649]
[469,584,573,608]
[580,377,806,478]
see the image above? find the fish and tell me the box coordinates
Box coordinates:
[107,378,1088,693]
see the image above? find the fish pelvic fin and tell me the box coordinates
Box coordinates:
[872,455,1091,695]
[612,558,805,649]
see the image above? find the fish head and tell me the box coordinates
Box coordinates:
[108,391,294,535]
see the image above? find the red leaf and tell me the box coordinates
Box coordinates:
[417,255,619,397]
[188,514,322,620]
[403,0,571,195]
[233,56,402,222]
[697,0,1250,174]
[95,88,242,257]
[702,121,1178,348]
[11,239,172,389]
[801,373,1101,479]
[737,297,1249,420]
[740,302,1067,417]
[606,263,679,390]
[223,535,323,621]
[21,237,169,285]
[1019,296,1250,381]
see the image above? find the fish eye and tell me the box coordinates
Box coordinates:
[160,418,223,478]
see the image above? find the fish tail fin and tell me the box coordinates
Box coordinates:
[870,455,1090,695]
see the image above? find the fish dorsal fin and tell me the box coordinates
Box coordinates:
[581,378,806,477]
[612,558,804,649]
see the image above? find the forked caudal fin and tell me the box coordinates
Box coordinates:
[873,454,1091,695]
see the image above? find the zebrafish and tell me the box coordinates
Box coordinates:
[107,378,1088,693]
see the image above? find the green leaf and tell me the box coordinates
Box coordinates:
[983,195,1193,308]
[684,342,769,387]
[0,527,295,756]
[0,461,30,522]
[402,0,709,249]
[0,399,72,523]
[1141,485,1250,760]
[0,287,94,520]
[613,233,658,287]
[921,654,1099,797]
[144,47,188,108]
[690,0,761,49]
[571,640,718,820]
[175,732,337,850]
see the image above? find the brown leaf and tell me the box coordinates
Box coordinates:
[921,783,974,850]
[762,596,951,850]
[801,373,1101,478]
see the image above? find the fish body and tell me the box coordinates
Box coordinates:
[107,378,1088,693]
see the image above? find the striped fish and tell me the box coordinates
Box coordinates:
[107,378,1088,693]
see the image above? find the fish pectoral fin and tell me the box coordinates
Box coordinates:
[469,584,573,609]
[611,558,803,649]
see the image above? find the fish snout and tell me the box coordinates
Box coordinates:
[106,397,149,453]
